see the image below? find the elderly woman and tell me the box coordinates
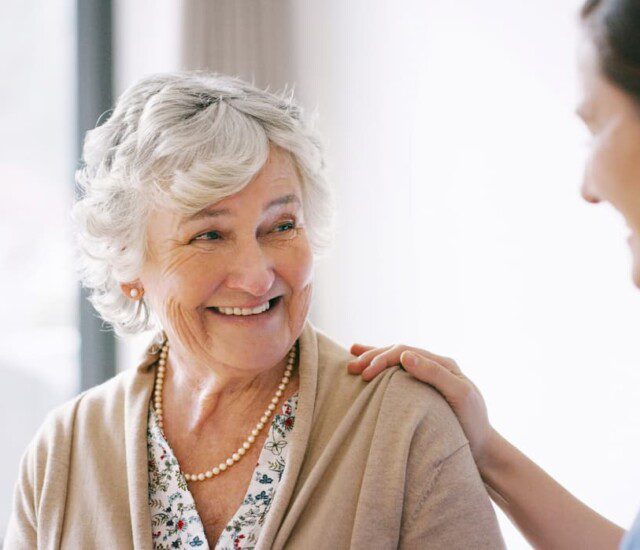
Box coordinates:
[5,73,503,549]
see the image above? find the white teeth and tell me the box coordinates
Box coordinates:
[215,301,271,316]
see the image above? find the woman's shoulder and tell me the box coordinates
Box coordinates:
[315,328,460,411]
[314,330,468,458]
[382,367,469,459]
[29,367,149,456]
[74,364,152,417]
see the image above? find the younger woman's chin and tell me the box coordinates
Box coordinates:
[629,237,640,288]
[630,254,640,288]
[632,265,640,289]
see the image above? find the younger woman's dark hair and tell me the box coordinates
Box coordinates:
[581,0,640,101]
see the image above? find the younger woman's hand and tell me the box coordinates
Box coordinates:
[347,343,497,467]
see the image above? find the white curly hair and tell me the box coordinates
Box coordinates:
[73,72,334,336]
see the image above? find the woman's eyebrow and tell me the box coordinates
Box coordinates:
[264,194,301,211]
[180,206,231,227]
[180,194,301,227]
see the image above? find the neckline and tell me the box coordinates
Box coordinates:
[147,392,301,548]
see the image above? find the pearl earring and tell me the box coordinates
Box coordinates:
[130,288,139,298]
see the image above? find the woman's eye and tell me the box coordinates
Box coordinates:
[193,230,221,241]
[275,221,295,233]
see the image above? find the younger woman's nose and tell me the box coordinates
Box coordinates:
[581,176,601,204]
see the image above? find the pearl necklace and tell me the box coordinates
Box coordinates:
[153,340,297,482]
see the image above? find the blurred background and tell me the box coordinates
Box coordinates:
[1,0,639,547]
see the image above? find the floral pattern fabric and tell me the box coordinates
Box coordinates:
[147,393,299,550]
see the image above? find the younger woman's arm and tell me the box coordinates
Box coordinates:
[348,344,625,550]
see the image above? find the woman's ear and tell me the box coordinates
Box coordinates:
[120,282,144,301]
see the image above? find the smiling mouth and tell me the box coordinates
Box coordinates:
[208,296,282,317]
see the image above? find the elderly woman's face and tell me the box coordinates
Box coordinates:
[140,147,313,372]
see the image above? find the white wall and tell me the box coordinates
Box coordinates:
[290,0,640,547]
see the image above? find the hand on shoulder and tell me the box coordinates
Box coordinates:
[347,343,499,470]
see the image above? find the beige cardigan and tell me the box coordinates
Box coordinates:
[5,323,505,549]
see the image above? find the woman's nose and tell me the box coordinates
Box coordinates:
[580,172,601,204]
[224,242,275,296]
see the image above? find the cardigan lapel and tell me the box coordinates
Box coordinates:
[256,321,319,550]
[124,346,159,550]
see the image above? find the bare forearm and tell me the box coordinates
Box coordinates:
[479,430,625,550]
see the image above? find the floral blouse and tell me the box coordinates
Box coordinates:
[147,393,299,549]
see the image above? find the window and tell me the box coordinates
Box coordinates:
[0,0,77,534]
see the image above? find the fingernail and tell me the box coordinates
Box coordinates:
[403,352,417,367]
